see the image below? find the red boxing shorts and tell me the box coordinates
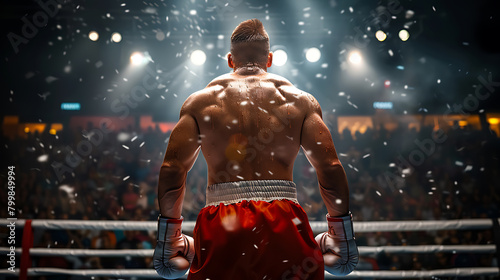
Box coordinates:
[188,180,324,280]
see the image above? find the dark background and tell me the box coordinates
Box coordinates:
[1,0,499,123]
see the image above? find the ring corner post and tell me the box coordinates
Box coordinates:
[20,219,33,280]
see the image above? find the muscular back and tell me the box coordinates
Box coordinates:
[183,68,316,185]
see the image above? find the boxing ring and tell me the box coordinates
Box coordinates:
[1,218,499,279]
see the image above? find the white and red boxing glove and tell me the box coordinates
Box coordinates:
[153,216,195,279]
[315,212,359,276]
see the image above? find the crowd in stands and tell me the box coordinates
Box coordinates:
[1,113,499,279]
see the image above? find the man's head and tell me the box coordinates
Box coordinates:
[228,19,272,70]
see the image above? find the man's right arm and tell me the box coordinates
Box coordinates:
[299,93,349,217]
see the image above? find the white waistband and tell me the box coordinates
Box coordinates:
[205,180,298,207]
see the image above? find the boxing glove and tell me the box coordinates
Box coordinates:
[315,212,359,276]
[153,216,195,279]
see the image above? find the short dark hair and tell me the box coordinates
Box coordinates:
[230,19,270,65]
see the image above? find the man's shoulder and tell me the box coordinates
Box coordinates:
[268,75,317,106]
[265,72,293,87]
[181,85,222,113]
[206,73,234,87]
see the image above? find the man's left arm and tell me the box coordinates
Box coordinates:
[154,98,201,279]
[158,99,201,219]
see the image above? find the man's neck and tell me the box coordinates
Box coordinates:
[233,63,267,76]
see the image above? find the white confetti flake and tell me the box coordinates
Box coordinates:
[292,217,302,225]
[123,176,130,181]
[376,191,382,196]
[122,145,129,150]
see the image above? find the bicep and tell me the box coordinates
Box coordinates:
[163,112,201,171]
[300,109,340,169]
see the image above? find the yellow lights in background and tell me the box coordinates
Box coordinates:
[130,52,145,65]
[22,123,62,135]
[273,49,288,66]
[190,50,207,66]
[89,31,99,41]
[111,32,122,43]
[488,118,499,125]
[458,120,468,127]
[375,30,387,42]
[305,47,321,62]
[399,29,410,41]
[348,50,362,65]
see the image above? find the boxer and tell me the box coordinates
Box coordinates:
[154,19,358,279]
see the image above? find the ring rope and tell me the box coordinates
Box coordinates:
[0,245,495,257]
[1,219,498,279]
[1,267,498,278]
[2,218,499,232]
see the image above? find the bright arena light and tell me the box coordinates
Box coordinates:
[399,29,410,41]
[111,32,122,43]
[305,47,321,62]
[130,52,145,65]
[348,50,363,65]
[375,30,387,42]
[190,50,206,66]
[273,49,288,66]
[89,31,99,41]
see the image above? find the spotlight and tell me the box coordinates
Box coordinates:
[375,30,387,42]
[89,31,99,41]
[348,50,362,65]
[273,49,288,66]
[399,29,410,41]
[190,50,206,66]
[305,47,321,62]
[384,80,391,87]
[130,52,145,66]
[111,32,122,43]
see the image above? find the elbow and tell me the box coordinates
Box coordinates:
[160,161,188,177]
[319,160,345,175]
[316,161,347,187]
